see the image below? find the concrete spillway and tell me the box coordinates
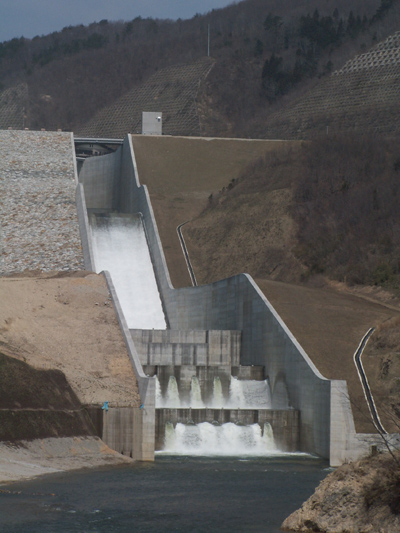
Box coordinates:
[155,408,299,453]
[90,213,166,329]
[77,134,376,465]
[153,374,294,455]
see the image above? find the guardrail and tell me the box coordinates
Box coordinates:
[177,221,197,287]
[353,328,387,434]
[74,137,124,144]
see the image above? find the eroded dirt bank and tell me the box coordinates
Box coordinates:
[282,451,400,533]
[0,271,140,483]
[0,271,140,407]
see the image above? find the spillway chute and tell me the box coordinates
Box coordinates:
[89,213,166,329]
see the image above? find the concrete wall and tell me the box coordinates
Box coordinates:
[77,134,365,464]
[101,407,145,459]
[79,149,121,211]
[130,329,241,367]
[328,380,400,466]
[101,271,155,461]
[76,184,95,271]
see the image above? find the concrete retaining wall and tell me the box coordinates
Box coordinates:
[77,134,363,464]
[101,271,155,461]
[78,150,121,210]
[101,407,144,459]
[76,184,95,271]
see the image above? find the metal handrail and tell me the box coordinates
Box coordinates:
[353,328,387,434]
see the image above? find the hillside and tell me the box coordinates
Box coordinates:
[0,0,399,137]
[77,58,214,137]
[183,135,400,290]
[264,30,400,138]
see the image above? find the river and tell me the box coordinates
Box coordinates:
[0,455,329,532]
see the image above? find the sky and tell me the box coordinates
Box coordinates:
[0,0,236,43]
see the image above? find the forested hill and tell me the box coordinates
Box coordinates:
[1,0,399,137]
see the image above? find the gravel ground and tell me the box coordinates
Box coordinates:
[0,130,84,274]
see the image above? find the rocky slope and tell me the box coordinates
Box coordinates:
[282,451,400,533]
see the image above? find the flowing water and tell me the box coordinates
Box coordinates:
[0,456,330,532]
[162,421,277,456]
[189,376,205,408]
[164,376,180,408]
[210,376,224,408]
[156,375,273,410]
[90,213,166,329]
[156,375,285,456]
[227,377,273,409]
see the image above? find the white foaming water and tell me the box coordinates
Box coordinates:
[189,376,204,408]
[165,376,180,408]
[156,375,273,409]
[155,376,164,408]
[90,214,166,329]
[210,376,224,408]
[227,377,272,409]
[162,422,277,456]
[227,376,246,408]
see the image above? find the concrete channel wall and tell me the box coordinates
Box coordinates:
[77,134,363,464]
[76,143,156,461]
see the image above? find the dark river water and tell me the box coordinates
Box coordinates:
[0,455,329,532]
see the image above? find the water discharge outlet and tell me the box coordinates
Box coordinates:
[161,421,277,456]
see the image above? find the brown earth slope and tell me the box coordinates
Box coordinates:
[0,271,138,482]
[0,351,96,442]
[132,135,298,288]
[0,271,140,408]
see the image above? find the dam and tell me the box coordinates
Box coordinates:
[87,200,297,455]
[74,133,366,465]
[88,208,292,455]
[1,129,385,466]
[0,131,394,465]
